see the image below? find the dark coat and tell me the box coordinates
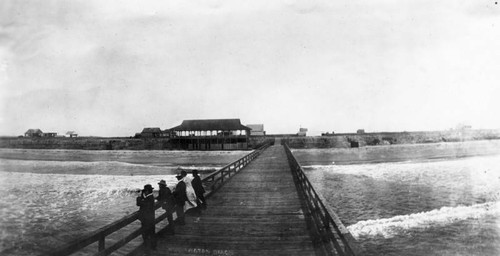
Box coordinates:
[173,180,187,206]
[136,193,155,223]
[191,175,205,197]
[157,186,175,212]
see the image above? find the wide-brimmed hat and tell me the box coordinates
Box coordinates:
[158,180,167,186]
[143,184,153,191]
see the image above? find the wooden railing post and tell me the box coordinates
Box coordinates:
[98,236,105,252]
[323,214,331,230]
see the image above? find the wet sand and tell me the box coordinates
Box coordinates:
[0,149,249,176]
[292,140,500,166]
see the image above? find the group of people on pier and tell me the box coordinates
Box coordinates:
[136,169,207,252]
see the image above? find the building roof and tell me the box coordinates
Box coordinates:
[66,131,77,135]
[247,124,264,132]
[170,119,250,131]
[141,127,162,133]
[25,129,43,134]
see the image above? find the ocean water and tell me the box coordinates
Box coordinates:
[0,149,248,256]
[301,154,500,256]
[1,148,499,255]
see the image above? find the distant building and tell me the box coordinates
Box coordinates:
[25,129,43,137]
[347,137,360,148]
[66,131,78,138]
[43,132,57,137]
[357,129,365,134]
[141,127,162,138]
[297,128,308,136]
[321,131,335,136]
[162,129,175,137]
[169,119,251,150]
[247,124,266,136]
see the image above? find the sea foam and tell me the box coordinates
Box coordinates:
[347,201,500,239]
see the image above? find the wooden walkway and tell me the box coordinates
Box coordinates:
[152,145,316,256]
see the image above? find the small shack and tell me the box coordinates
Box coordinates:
[247,124,266,136]
[141,127,162,138]
[66,131,78,138]
[297,128,308,136]
[169,119,251,150]
[43,132,57,137]
[25,129,43,137]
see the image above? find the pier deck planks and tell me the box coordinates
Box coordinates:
[151,145,316,256]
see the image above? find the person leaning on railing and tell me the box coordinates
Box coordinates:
[156,180,176,235]
[191,169,207,210]
[173,171,188,225]
[136,184,157,252]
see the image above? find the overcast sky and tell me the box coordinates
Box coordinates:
[1,0,499,136]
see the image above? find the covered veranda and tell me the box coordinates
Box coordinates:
[169,119,251,150]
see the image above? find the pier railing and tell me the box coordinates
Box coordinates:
[203,143,270,196]
[52,143,270,256]
[283,143,364,256]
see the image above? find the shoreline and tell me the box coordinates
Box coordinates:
[1,129,499,150]
[1,140,500,168]
[293,140,500,166]
[302,153,500,167]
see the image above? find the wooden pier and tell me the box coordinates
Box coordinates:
[53,144,362,256]
[152,145,315,255]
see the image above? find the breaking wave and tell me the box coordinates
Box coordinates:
[0,159,176,169]
[0,171,184,255]
[171,165,221,170]
[0,158,220,176]
[347,202,500,239]
[302,164,337,169]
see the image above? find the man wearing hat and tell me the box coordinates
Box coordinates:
[136,184,156,251]
[156,180,175,235]
[191,169,207,210]
[173,171,188,225]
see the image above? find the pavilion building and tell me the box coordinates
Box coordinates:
[169,119,251,150]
